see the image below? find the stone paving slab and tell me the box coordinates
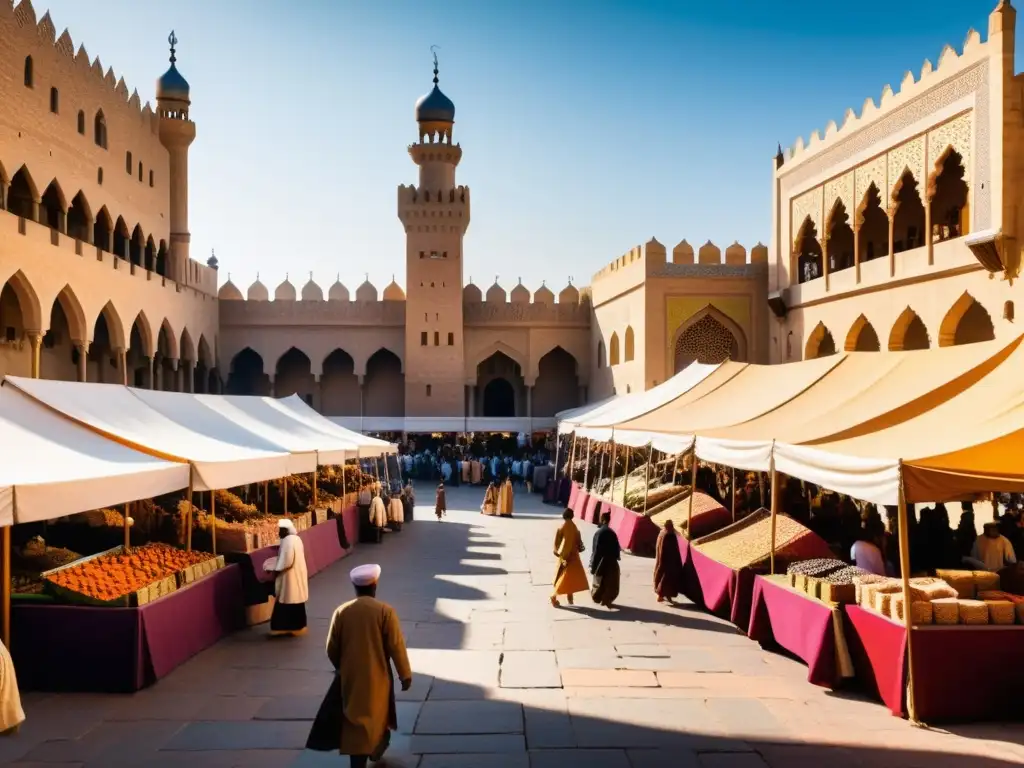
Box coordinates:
[414,700,523,734]
[500,651,561,688]
[560,669,659,687]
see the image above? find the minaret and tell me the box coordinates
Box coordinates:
[398,49,471,418]
[156,31,196,285]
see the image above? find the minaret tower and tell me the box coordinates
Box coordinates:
[398,49,471,418]
[156,31,196,286]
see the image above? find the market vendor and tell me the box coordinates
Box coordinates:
[387,492,404,532]
[0,639,24,735]
[969,522,1017,572]
[367,492,387,543]
[264,519,309,637]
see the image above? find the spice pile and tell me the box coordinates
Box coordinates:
[693,509,833,571]
[651,491,730,539]
[45,543,217,605]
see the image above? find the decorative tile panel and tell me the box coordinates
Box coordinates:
[886,135,927,201]
[823,171,855,223]
[790,186,824,245]
[854,155,887,211]
[927,112,972,186]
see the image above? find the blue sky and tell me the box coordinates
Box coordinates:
[42,0,1000,294]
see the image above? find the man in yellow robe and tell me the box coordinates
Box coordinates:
[326,564,412,767]
[498,478,515,517]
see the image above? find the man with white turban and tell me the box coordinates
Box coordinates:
[263,518,309,636]
[311,564,412,767]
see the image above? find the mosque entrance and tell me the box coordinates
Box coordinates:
[482,378,515,418]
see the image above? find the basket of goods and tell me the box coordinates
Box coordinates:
[958,599,990,625]
[43,544,207,610]
[931,597,960,625]
[856,577,901,614]
[11,538,82,596]
[934,569,980,599]
[813,565,869,604]
[890,594,934,625]
[985,600,1016,625]
[852,574,891,604]
[906,577,958,602]
[650,490,728,539]
[786,558,848,594]
[691,509,833,572]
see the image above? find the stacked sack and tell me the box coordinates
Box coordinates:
[853,573,1024,625]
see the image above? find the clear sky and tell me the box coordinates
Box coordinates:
[42,0,1000,295]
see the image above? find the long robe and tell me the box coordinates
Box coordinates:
[369,496,387,528]
[553,520,589,596]
[326,596,412,756]
[470,461,482,485]
[435,488,446,518]
[481,484,498,515]
[272,533,309,605]
[0,640,24,734]
[589,524,621,606]
[653,527,684,600]
[498,480,514,517]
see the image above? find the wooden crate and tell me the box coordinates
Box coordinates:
[45,571,177,608]
[215,527,256,554]
[246,596,274,626]
[313,507,329,526]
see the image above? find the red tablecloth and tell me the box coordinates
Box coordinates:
[688,546,756,628]
[11,564,245,692]
[572,487,590,520]
[584,494,601,524]
[568,482,579,511]
[605,502,659,554]
[340,504,359,551]
[677,536,705,608]
[748,576,841,688]
[843,604,1024,722]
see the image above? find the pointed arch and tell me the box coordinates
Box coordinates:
[67,191,92,241]
[624,326,635,362]
[365,348,405,417]
[40,179,67,231]
[179,327,195,363]
[158,318,179,359]
[7,165,40,220]
[466,340,526,379]
[129,310,154,357]
[113,216,130,259]
[928,147,969,242]
[891,169,925,253]
[0,270,43,333]
[91,301,126,351]
[792,215,823,284]
[844,314,881,352]
[804,321,837,359]
[52,284,88,343]
[226,347,269,396]
[94,109,107,149]
[321,348,360,417]
[888,307,931,351]
[670,304,748,366]
[609,332,620,366]
[856,182,889,263]
[197,334,214,368]
[534,346,580,416]
[938,292,995,347]
[144,236,156,271]
[129,224,145,266]
[825,199,854,273]
[93,206,113,251]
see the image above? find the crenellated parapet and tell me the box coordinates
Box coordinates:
[218,290,406,328]
[592,237,768,283]
[221,275,408,306]
[3,1,164,136]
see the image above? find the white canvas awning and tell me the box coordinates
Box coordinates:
[276,395,398,456]
[0,384,189,526]
[7,377,295,492]
[556,394,621,434]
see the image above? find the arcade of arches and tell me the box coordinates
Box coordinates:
[469,347,581,418]
[0,276,217,391]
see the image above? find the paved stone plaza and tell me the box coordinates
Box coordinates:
[2,487,1022,767]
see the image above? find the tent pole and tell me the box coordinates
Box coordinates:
[896,462,918,724]
[596,444,606,491]
[186,465,194,552]
[621,444,631,506]
[553,433,562,483]
[124,502,131,551]
[264,481,269,517]
[583,439,592,489]
[608,440,617,501]
[686,442,698,538]
[671,452,680,485]
[568,434,577,481]
[210,490,217,556]
[730,466,737,522]
[769,453,778,575]
[642,443,653,514]
[2,488,12,649]
[284,476,289,516]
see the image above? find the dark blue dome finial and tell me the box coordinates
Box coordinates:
[157,29,190,102]
[415,45,455,123]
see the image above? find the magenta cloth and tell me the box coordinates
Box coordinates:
[841,605,907,717]
[299,517,347,577]
[341,504,359,550]
[11,564,244,692]
[568,482,579,511]
[605,502,659,553]
[747,576,839,688]
[584,495,601,524]
[688,546,756,628]
[572,488,589,520]
[677,536,705,608]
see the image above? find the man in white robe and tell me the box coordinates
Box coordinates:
[0,639,24,735]
[264,519,309,636]
[368,493,387,543]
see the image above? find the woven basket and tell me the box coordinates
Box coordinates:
[891,594,934,625]
[853,574,890,604]
[931,597,960,625]
[958,599,989,625]
[986,600,1015,625]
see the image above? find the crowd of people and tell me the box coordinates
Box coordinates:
[393,433,552,490]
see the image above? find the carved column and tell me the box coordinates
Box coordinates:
[853,206,862,284]
[185,361,195,393]
[27,332,42,379]
[116,348,128,386]
[924,190,934,266]
[146,356,155,389]
[268,375,276,398]
[887,206,898,278]
[75,342,88,382]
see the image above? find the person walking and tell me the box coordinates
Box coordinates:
[264,518,309,636]
[435,481,447,521]
[551,508,589,606]
[0,638,24,736]
[308,564,412,768]
[590,510,621,608]
[653,519,684,603]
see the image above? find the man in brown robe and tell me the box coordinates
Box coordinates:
[326,564,412,768]
[653,519,685,603]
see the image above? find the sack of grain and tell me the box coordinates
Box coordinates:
[860,578,901,609]
[873,590,895,617]
[973,571,1001,593]
[986,600,1015,625]
[853,574,890,604]
[935,569,976,599]
[958,599,989,625]
[907,578,958,602]
[931,597,960,625]
[891,594,934,625]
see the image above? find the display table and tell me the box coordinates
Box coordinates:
[584,494,601,524]
[572,486,590,521]
[842,604,1024,722]
[747,575,854,688]
[556,476,571,506]
[677,536,705,609]
[604,502,659,554]
[339,504,359,552]
[568,481,579,511]
[11,564,245,692]
[688,546,757,628]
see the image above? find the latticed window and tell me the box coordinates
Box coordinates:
[673,314,739,373]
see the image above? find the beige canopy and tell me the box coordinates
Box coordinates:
[774,334,1024,505]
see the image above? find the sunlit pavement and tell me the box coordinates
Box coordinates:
[3,486,1023,767]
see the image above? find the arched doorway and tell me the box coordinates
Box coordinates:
[226,348,270,395]
[275,347,315,405]
[939,293,995,347]
[194,335,213,393]
[826,202,854,273]
[889,308,930,351]
[127,313,152,387]
[672,311,741,373]
[930,149,969,242]
[87,303,122,384]
[483,378,515,418]
[364,349,404,417]
[0,276,35,376]
[805,322,837,359]
[892,171,925,254]
[41,290,83,380]
[793,217,823,284]
[858,183,889,263]
[845,316,881,352]
[533,346,579,416]
[321,349,360,416]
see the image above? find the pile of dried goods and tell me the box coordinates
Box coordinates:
[786,559,847,577]
[692,509,833,571]
[213,489,263,521]
[650,491,729,539]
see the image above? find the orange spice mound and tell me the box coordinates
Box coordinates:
[47,543,215,602]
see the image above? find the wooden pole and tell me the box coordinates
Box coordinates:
[264,481,269,516]
[621,445,631,506]
[896,462,918,723]
[284,476,289,516]
[186,465,194,552]
[642,443,653,514]
[313,470,319,508]
[686,443,698,538]
[769,455,779,575]
[730,466,737,522]
[583,439,592,489]
[759,472,767,511]
[211,490,217,556]
[124,501,131,551]
[608,440,617,500]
